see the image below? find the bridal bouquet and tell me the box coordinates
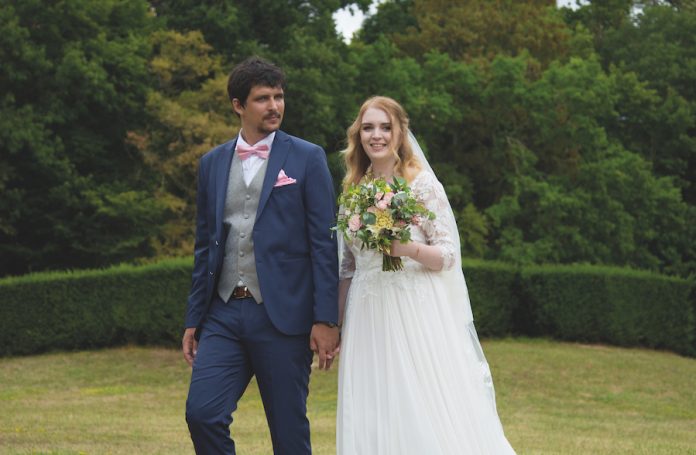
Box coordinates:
[334,176,435,271]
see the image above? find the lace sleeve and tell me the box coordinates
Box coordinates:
[339,238,356,280]
[414,172,457,270]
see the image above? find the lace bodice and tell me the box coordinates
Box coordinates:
[339,171,457,280]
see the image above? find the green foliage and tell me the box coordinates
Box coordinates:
[487,146,695,275]
[0,258,191,356]
[150,0,246,62]
[347,36,426,110]
[0,0,167,275]
[519,264,695,356]
[150,30,221,94]
[390,0,571,67]
[358,0,417,44]
[599,5,696,203]
[129,30,235,256]
[456,204,489,258]
[1,0,694,281]
[344,29,694,274]
[462,259,519,336]
[561,0,633,48]
[275,30,359,148]
[1,259,693,358]
[152,0,370,62]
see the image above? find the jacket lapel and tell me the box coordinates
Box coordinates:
[256,130,291,221]
[215,138,237,236]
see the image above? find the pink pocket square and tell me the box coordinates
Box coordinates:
[274,169,297,187]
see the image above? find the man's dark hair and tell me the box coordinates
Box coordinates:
[227,56,286,106]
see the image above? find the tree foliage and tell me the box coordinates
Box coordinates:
[128,30,235,256]
[599,5,696,203]
[348,0,695,275]
[0,0,167,275]
[487,146,694,275]
[390,0,572,67]
[1,0,694,277]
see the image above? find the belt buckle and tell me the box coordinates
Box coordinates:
[232,285,249,299]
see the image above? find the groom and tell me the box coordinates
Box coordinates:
[182,56,340,454]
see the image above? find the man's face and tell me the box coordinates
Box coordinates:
[233,85,285,138]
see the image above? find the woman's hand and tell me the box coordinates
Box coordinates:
[389,240,416,258]
[389,239,445,271]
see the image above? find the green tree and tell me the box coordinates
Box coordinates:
[345,32,694,272]
[151,0,371,61]
[274,30,363,149]
[561,0,633,48]
[0,0,166,275]
[387,0,571,67]
[599,5,696,203]
[151,0,372,153]
[487,145,694,275]
[358,0,417,44]
[128,30,235,256]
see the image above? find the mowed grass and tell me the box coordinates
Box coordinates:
[1,339,695,454]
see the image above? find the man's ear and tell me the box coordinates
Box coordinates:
[231,98,244,115]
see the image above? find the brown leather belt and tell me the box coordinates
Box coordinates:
[231,285,253,299]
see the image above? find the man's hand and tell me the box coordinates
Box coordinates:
[309,324,340,371]
[182,327,198,367]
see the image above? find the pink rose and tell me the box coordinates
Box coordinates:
[411,215,421,226]
[348,214,362,232]
[367,206,378,214]
[383,192,394,204]
[374,192,384,203]
[376,200,389,210]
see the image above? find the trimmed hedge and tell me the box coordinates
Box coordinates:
[0,258,693,357]
[519,264,695,356]
[462,260,520,337]
[0,258,191,356]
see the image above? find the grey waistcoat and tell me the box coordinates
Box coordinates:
[217,154,269,302]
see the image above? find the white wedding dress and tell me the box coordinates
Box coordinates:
[337,171,516,455]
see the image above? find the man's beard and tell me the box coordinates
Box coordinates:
[259,112,282,134]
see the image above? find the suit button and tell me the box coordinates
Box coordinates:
[240,233,246,238]
[239,251,245,257]
[215,240,219,246]
[245,194,251,200]
[209,271,214,276]
[244,214,250,219]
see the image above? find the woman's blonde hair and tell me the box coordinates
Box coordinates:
[342,96,422,191]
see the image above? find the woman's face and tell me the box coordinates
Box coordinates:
[359,107,396,166]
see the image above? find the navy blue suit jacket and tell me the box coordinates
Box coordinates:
[185,130,339,336]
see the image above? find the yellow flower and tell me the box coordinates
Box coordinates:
[374,209,394,230]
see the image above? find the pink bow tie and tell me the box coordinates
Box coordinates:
[236,143,270,161]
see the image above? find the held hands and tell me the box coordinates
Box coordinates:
[185,324,340,370]
[310,323,340,371]
[182,327,198,367]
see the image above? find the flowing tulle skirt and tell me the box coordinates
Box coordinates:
[337,266,516,455]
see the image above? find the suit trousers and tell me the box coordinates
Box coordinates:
[186,295,313,455]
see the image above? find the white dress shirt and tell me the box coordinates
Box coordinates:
[235,130,276,186]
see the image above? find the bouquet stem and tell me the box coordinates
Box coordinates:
[382,254,403,272]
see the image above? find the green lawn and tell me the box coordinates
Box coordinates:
[1,339,695,454]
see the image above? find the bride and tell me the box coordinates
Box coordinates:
[336,96,516,454]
